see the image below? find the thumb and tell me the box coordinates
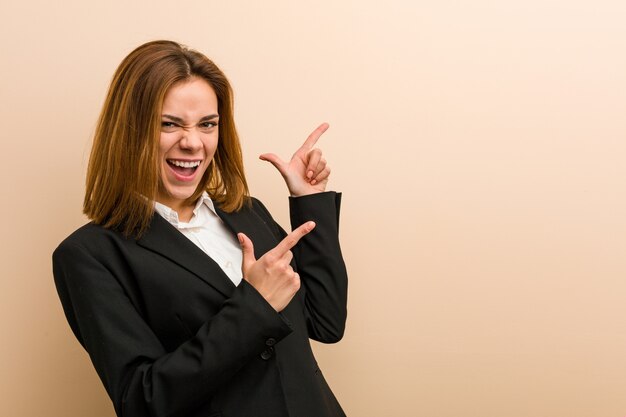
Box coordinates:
[238,233,256,273]
[259,153,287,177]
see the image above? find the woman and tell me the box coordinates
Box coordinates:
[53,40,348,417]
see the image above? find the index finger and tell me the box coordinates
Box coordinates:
[300,123,329,151]
[272,221,316,255]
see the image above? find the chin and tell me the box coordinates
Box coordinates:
[157,184,198,207]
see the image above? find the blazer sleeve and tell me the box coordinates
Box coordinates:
[53,240,293,417]
[254,191,348,343]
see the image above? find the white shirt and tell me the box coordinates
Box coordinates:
[154,193,243,286]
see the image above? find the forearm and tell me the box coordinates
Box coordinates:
[288,192,348,343]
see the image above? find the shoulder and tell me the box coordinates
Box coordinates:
[58,221,129,246]
[247,196,272,217]
[53,221,134,261]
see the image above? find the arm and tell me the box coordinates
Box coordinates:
[257,123,348,342]
[53,240,291,417]
[253,192,348,343]
[290,192,348,343]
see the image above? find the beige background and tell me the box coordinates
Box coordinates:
[1,0,625,416]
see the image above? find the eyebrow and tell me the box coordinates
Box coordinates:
[162,114,219,124]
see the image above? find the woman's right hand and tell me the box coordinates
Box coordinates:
[238,221,316,312]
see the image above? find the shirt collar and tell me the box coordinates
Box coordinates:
[154,192,217,227]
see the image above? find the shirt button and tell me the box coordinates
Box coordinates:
[266,338,276,347]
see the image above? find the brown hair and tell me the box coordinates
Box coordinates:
[84,40,249,237]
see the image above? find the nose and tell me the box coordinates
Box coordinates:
[179,127,203,152]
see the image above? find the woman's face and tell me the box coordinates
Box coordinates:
[156,77,219,213]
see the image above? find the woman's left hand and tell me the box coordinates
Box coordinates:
[260,123,331,197]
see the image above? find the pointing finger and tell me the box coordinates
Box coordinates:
[272,221,316,256]
[300,123,329,151]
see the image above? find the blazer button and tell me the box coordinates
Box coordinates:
[260,346,274,360]
[265,338,276,347]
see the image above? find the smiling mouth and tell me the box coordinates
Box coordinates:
[167,159,202,177]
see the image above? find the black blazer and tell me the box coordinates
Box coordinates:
[53,192,348,417]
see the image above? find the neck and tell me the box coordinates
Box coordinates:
[155,196,196,222]
[174,205,194,222]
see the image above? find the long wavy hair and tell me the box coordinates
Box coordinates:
[84,40,249,237]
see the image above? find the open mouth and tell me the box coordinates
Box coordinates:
[167,159,202,177]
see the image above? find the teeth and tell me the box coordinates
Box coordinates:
[170,160,201,168]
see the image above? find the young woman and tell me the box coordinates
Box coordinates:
[53,40,348,417]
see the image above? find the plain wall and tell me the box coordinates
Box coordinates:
[1,1,625,416]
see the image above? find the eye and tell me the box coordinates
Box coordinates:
[161,121,180,132]
[199,121,218,132]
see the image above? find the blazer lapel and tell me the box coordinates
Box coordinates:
[137,214,236,297]
[215,203,279,261]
